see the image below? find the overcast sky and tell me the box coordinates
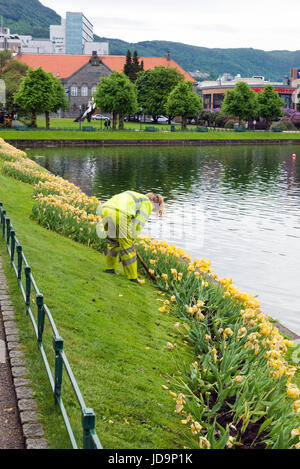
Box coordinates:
[41,0,300,51]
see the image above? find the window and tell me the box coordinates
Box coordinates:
[203,94,211,110]
[91,85,97,95]
[213,94,224,109]
[81,85,88,97]
[70,85,78,97]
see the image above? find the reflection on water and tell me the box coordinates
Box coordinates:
[28,145,300,335]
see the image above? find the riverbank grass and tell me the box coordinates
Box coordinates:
[0,171,194,449]
[2,128,300,141]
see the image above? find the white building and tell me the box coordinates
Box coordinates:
[20,36,54,54]
[50,19,66,54]
[83,41,109,55]
[0,28,21,53]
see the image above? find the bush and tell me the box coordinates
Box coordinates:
[254,121,268,130]
[224,119,235,129]
[270,120,296,131]
[214,111,228,128]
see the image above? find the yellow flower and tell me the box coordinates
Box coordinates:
[234,376,244,383]
[170,295,176,302]
[199,437,211,449]
[287,384,300,399]
[166,342,174,350]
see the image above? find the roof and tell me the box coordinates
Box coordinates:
[13,53,196,82]
[13,54,90,79]
[101,56,195,82]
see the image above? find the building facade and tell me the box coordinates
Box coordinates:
[0,28,21,53]
[65,12,93,55]
[198,75,297,111]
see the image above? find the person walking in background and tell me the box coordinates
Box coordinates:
[100,191,164,282]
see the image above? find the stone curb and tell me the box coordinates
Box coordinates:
[0,259,48,450]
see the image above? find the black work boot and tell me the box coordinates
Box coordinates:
[105,269,116,274]
[130,279,138,283]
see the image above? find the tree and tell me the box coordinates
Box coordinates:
[166,81,203,130]
[14,67,53,127]
[221,81,258,125]
[0,56,28,115]
[45,73,69,129]
[136,66,184,123]
[93,71,138,129]
[0,50,12,69]
[257,85,284,127]
[123,50,143,82]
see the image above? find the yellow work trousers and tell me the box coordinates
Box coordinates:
[106,237,137,279]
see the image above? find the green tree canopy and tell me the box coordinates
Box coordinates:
[93,71,138,129]
[221,81,258,125]
[166,81,203,129]
[14,67,53,127]
[44,73,69,128]
[0,56,28,114]
[257,85,284,126]
[136,66,184,122]
[123,50,144,82]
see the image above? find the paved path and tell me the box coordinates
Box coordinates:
[0,269,25,449]
[0,256,47,449]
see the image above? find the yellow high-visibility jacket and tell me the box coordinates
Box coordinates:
[101,191,152,239]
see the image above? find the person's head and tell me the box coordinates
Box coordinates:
[146,192,165,216]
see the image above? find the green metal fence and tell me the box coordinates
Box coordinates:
[0,202,103,449]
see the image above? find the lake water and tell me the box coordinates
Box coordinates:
[27,145,300,336]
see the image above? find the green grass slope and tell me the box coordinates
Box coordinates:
[0,171,193,449]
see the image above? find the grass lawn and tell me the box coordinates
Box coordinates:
[2,117,300,141]
[0,172,194,449]
[2,129,300,141]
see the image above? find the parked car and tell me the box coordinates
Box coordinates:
[91,114,108,120]
[151,115,169,123]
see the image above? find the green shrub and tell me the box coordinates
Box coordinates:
[270,120,296,131]
[224,119,235,129]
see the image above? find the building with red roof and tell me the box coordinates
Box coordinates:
[14,51,195,118]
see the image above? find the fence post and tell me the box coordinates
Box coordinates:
[10,230,15,263]
[1,209,5,237]
[53,336,63,405]
[37,294,45,344]
[17,245,23,281]
[25,266,31,312]
[82,408,96,449]
[6,218,10,245]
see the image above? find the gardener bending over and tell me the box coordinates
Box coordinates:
[101,191,164,283]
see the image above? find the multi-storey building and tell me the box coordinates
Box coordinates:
[65,12,93,55]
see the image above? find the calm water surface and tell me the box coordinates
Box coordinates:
[27,145,300,335]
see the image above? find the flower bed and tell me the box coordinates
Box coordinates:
[137,236,300,448]
[0,139,299,449]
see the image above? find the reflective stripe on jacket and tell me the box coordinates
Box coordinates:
[101,191,152,238]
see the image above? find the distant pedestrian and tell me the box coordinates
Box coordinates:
[104,120,108,128]
[107,119,111,128]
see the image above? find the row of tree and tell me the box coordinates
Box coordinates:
[94,64,203,130]
[221,81,285,127]
[0,49,292,130]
